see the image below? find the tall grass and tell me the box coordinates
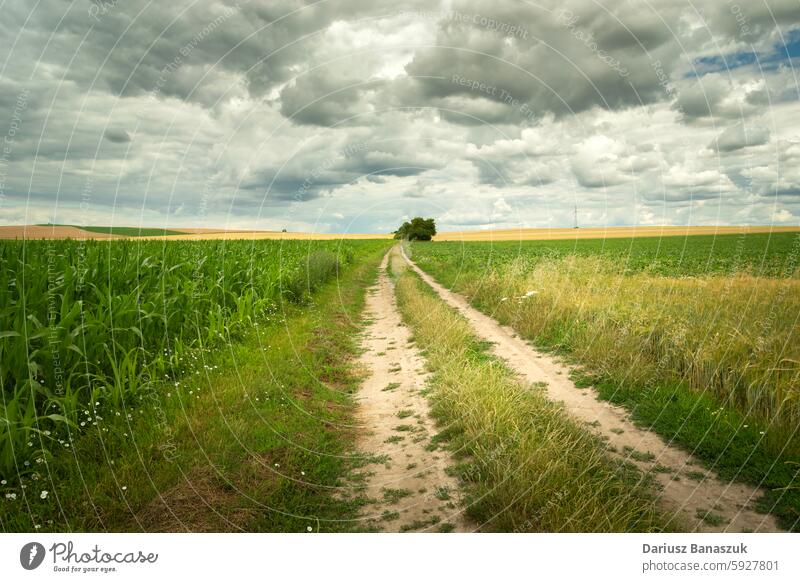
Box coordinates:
[283,250,343,301]
[444,256,800,451]
[0,239,385,481]
[390,252,669,532]
[412,244,800,529]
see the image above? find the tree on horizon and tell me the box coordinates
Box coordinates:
[393,217,436,241]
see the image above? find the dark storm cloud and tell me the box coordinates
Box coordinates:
[279,72,383,126]
[103,128,131,143]
[709,123,770,152]
[6,0,430,108]
[403,0,800,125]
[673,76,731,119]
[590,11,673,52]
[240,167,349,201]
[240,139,442,202]
[700,0,800,43]
[402,0,685,120]
[640,189,726,202]
[672,74,772,122]
[337,148,439,177]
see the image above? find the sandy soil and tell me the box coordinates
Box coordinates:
[401,246,781,533]
[348,253,472,532]
[0,225,121,239]
[434,225,800,241]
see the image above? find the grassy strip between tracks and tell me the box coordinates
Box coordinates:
[389,250,672,532]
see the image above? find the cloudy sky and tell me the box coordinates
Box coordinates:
[1,0,799,233]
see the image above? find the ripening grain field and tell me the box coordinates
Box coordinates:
[411,232,800,529]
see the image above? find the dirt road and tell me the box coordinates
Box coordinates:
[350,253,472,532]
[400,246,780,533]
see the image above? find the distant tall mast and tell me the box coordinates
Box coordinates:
[574,204,578,229]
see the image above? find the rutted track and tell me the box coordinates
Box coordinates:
[401,246,781,533]
[350,253,472,532]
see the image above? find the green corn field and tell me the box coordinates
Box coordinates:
[0,239,384,480]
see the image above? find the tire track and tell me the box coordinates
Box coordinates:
[349,253,472,532]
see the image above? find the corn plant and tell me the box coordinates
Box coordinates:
[0,239,384,480]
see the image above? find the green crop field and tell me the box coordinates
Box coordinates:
[411,232,800,530]
[0,239,385,483]
[412,232,800,278]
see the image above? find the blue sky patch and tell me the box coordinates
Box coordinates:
[689,28,800,76]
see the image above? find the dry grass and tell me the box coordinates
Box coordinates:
[390,251,669,532]
[462,256,800,446]
[134,465,266,532]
